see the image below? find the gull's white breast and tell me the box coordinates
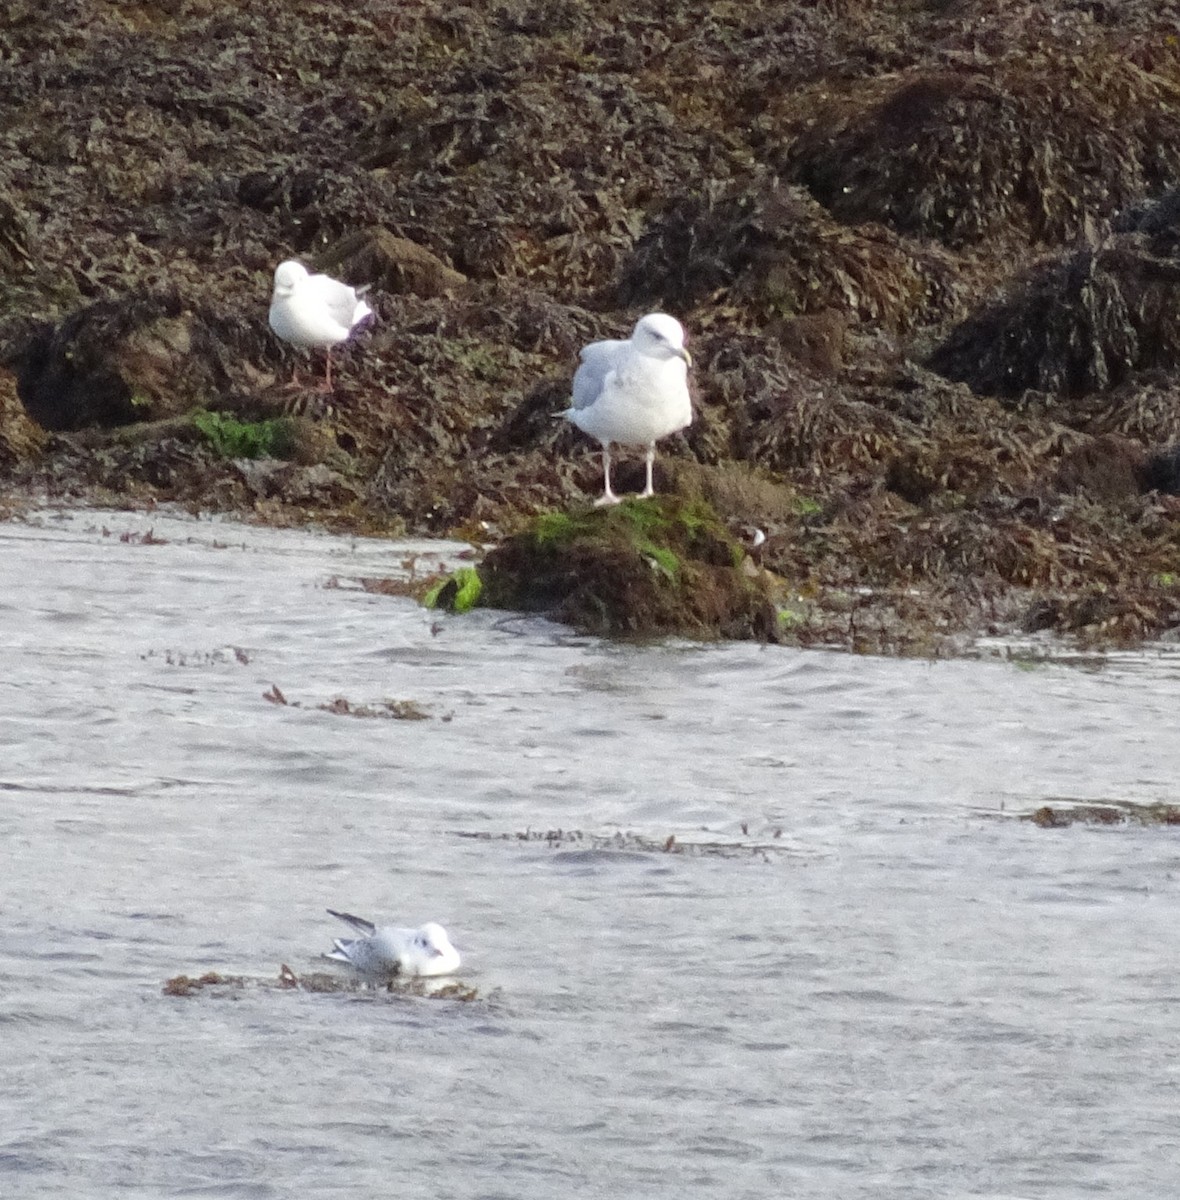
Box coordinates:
[568,349,691,447]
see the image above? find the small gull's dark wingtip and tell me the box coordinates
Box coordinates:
[326,909,376,935]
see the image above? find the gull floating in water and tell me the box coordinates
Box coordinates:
[561,313,693,505]
[268,260,372,389]
[324,909,461,978]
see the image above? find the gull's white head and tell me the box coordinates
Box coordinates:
[632,312,691,367]
[415,922,461,976]
[272,259,309,298]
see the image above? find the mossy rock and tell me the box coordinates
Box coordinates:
[476,497,781,640]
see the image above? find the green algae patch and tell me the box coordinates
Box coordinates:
[423,565,483,614]
[191,409,296,461]
[475,496,781,640]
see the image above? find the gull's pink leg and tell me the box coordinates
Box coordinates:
[594,444,621,507]
[640,445,656,498]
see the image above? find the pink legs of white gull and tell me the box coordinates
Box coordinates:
[594,443,658,507]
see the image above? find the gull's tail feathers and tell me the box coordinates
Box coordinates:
[325,940,356,963]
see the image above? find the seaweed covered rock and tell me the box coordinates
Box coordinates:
[316,228,467,298]
[928,193,1180,409]
[785,53,1180,250]
[344,64,738,289]
[0,368,45,466]
[476,498,781,640]
[1053,434,1148,503]
[619,183,960,333]
[11,290,261,432]
[1143,443,1180,495]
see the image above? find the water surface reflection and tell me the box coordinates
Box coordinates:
[1,509,1177,1199]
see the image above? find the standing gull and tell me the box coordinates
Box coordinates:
[323,909,461,979]
[561,313,693,505]
[268,259,372,389]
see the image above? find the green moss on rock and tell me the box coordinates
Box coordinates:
[191,410,297,460]
[476,496,781,640]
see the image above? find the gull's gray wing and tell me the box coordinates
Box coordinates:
[571,338,628,410]
[309,274,371,329]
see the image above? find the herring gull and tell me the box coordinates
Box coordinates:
[561,313,692,505]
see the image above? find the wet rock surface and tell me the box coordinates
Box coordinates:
[2,0,1180,651]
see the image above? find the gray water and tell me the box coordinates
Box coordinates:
[1,508,1178,1200]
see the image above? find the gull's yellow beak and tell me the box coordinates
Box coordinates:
[678,347,693,368]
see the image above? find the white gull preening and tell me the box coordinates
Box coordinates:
[324,909,461,978]
[561,312,693,505]
[268,260,372,389]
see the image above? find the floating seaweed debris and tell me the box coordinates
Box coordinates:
[451,826,794,860]
[118,527,168,546]
[163,965,479,1001]
[317,697,434,721]
[1026,801,1180,828]
[423,566,483,614]
[260,683,436,720]
[141,646,250,668]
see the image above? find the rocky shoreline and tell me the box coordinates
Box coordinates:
[2,1,1180,651]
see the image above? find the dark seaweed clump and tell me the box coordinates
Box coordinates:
[1,1,1180,650]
